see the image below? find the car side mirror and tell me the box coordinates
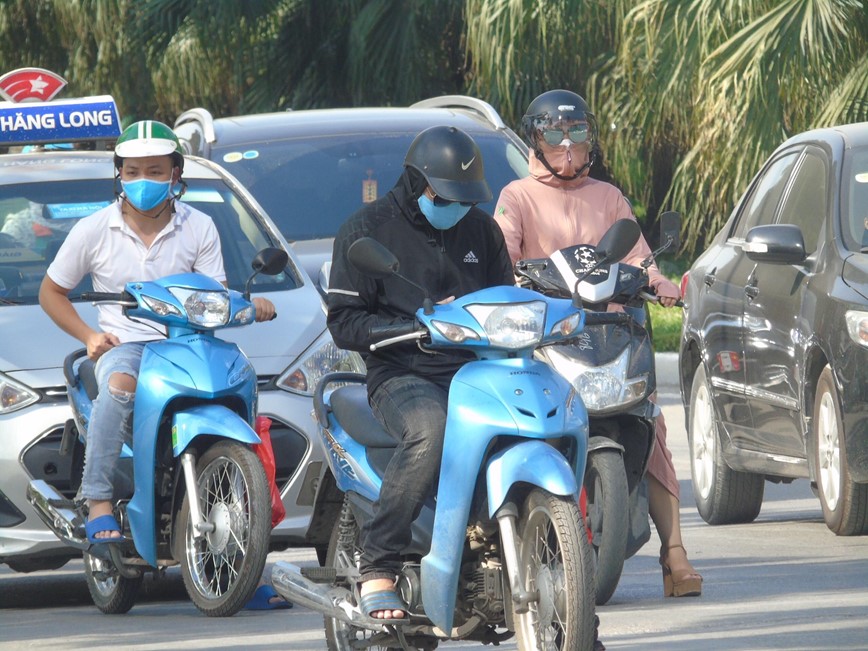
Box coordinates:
[318,260,332,294]
[743,224,806,264]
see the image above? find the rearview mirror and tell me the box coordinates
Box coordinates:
[595,219,641,266]
[658,211,681,252]
[252,247,289,276]
[347,237,399,279]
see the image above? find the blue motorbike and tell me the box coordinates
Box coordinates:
[27,248,287,616]
[272,222,640,650]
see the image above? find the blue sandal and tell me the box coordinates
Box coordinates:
[85,514,125,544]
[245,584,293,610]
[359,589,408,619]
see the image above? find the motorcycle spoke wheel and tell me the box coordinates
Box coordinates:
[323,499,407,651]
[179,440,269,616]
[514,489,595,651]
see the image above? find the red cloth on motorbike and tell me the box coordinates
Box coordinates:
[254,416,286,528]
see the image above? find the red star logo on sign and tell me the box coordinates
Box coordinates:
[0,68,67,103]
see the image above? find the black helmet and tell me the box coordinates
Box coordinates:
[404,126,492,204]
[521,89,598,151]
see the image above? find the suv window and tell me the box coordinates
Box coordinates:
[845,145,868,252]
[210,132,528,242]
[732,151,800,239]
[776,149,828,255]
[0,177,299,304]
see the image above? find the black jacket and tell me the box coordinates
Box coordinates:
[327,169,514,395]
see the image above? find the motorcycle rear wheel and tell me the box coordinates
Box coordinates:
[83,550,142,614]
[177,440,270,617]
[513,488,596,651]
[584,449,629,605]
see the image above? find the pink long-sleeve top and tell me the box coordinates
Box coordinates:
[494,152,679,298]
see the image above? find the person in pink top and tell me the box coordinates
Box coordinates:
[495,89,702,599]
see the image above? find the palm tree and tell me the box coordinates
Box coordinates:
[591,0,868,255]
[464,0,625,126]
[465,0,868,256]
[137,0,469,118]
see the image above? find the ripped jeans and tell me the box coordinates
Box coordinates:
[80,342,145,501]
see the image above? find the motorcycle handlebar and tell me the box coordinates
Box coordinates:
[368,323,426,351]
[81,291,128,303]
[638,290,684,308]
[583,312,633,326]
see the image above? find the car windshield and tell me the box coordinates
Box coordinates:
[0,177,300,305]
[212,132,529,241]
[846,145,868,252]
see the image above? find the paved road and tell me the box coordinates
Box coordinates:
[2,392,867,650]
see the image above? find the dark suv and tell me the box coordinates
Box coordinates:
[173,96,530,288]
[679,121,868,536]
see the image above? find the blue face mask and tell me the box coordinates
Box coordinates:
[418,194,472,230]
[121,178,172,212]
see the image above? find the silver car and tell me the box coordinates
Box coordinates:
[0,94,362,573]
[173,96,530,290]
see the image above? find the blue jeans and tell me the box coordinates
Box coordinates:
[80,342,145,501]
[360,374,449,582]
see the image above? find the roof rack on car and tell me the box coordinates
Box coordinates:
[174,108,217,144]
[410,96,507,130]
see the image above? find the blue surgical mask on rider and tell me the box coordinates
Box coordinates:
[121,178,172,211]
[418,194,472,230]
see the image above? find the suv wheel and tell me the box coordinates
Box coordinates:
[688,364,764,524]
[812,366,868,535]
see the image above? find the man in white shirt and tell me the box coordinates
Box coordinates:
[39,120,275,543]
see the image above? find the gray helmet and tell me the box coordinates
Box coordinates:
[404,126,492,204]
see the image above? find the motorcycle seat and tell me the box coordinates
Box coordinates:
[330,385,398,449]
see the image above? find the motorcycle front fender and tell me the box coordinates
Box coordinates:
[127,405,258,567]
[486,440,580,517]
[170,404,259,454]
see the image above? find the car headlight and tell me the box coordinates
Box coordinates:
[0,372,39,414]
[466,301,546,349]
[542,346,648,413]
[845,310,868,347]
[169,288,230,327]
[276,334,366,396]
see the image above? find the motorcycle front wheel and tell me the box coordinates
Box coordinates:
[584,449,629,605]
[177,440,270,617]
[513,488,596,651]
[83,550,142,614]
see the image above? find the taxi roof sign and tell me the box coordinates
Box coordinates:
[0,67,67,103]
[0,94,122,147]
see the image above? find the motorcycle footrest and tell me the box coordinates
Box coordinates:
[300,566,355,584]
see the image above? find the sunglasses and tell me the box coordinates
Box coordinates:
[540,124,590,146]
[432,195,474,208]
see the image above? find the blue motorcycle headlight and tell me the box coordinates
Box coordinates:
[466,301,545,349]
[169,288,230,327]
